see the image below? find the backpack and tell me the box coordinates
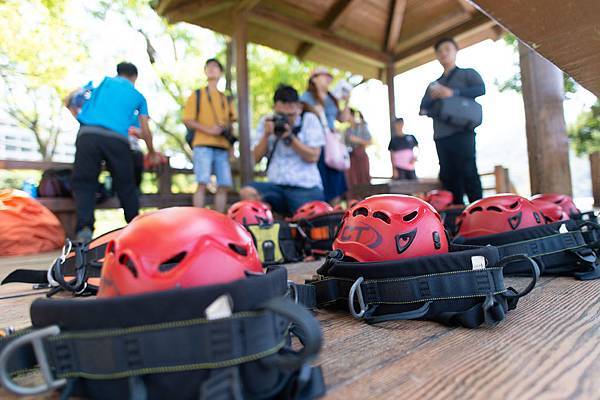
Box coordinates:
[185,89,201,148]
[38,168,73,197]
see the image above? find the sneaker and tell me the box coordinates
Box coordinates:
[75,227,93,244]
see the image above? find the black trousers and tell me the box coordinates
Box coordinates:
[395,167,417,180]
[435,131,483,205]
[72,133,139,232]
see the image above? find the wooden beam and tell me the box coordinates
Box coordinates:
[233,11,254,186]
[393,12,490,62]
[295,0,360,60]
[384,0,407,52]
[250,6,387,65]
[519,42,572,195]
[165,0,235,22]
[456,0,477,14]
[234,0,261,13]
[392,9,477,55]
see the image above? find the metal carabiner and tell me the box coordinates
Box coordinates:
[348,276,367,319]
[0,325,67,396]
[287,280,299,304]
[46,240,73,288]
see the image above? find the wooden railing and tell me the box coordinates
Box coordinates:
[1,159,514,236]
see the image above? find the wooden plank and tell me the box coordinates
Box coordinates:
[384,0,407,52]
[519,42,573,195]
[249,6,388,65]
[352,179,442,198]
[0,255,597,399]
[296,0,362,60]
[167,0,235,22]
[470,0,600,97]
[393,12,492,62]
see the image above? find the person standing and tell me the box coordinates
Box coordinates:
[420,37,485,204]
[345,109,372,190]
[301,67,350,204]
[388,118,418,180]
[73,62,157,242]
[183,58,236,213]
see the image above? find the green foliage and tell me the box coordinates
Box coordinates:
[0,0,88,159]
[496,33,577,96]
[569,100,600,156]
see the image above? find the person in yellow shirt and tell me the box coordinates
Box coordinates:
[183,58,236,212]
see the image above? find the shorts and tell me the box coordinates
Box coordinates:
[249,182,324,216]
[193,146,233,187]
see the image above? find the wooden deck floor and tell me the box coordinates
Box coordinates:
[0,252,598,399]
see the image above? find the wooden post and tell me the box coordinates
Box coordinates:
[157,158,172,196]
[386,60,396,137]
[519,42,572,195]
[233,11,253,186]
[493,165,511,193]
[590,151,600,207]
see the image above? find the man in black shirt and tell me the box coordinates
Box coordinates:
[388,117,419,180]
[420,37,485,204]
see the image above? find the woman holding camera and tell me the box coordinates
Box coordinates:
[300,67,350,204]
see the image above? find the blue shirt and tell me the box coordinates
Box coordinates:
[78,76,148,137]
[300,91,339,130]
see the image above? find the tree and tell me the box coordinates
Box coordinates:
[569,100,600,156]
[0,0,88,160]
[569,100,600,205]
[496,33,577,95]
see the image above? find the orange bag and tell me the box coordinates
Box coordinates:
[0,189,65,256]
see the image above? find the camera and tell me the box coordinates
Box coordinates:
[272,113,288,136]
[220,125,237,145]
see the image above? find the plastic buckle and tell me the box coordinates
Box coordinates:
[0,325,67,396]
[287,280,299,304]
[348,277,367,319]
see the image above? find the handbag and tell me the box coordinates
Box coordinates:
[428,68,483,131]
[316,112,350,171]
[431,96,482,130]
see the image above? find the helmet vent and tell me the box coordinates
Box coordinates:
[353,207,369,217]
[509,201,519,209]
[106,241,115,254]
[486,206,502,212]
[251,207,259,212]
[158,251,187,273]
[229,243,248,256]
[403,211,418,222]
[469,206,483,214]
[119,254,138,278]
[373,211,390,224]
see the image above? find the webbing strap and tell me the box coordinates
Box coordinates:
[1,312,286,381]
[497,231,586,259]
[310,268,506,307]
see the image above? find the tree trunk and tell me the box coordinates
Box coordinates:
[519,42,573,195]
[590,151,600,207]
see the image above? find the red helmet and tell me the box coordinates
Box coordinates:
[98,207,263,297]
[227,200,274,225]
[333,194,448,262]
[530,199,569,223]
[457,194,544,238]
[292,200,333,221]
[530,193,579,216]
[424,190,454,211]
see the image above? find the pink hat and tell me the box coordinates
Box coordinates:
[310,67,333,80]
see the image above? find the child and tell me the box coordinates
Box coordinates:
[388,117,418,180]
